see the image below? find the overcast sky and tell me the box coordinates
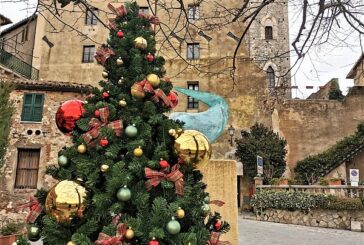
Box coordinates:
[0,0,360,98]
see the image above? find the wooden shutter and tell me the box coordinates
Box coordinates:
[21,94,44,122]
[14,149,40,189]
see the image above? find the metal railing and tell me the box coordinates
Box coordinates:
[0,49,39,80]
[257,184,364,198]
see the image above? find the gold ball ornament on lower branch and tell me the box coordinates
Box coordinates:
[174,130,212,169]
[134,36,148,49]
[45,180,88,223]
[66,242,76,245]
[119,99,127,107]
[146,74,160,88]
[100,164,109,172]
[176,207,185,219]
[77,144,87,154]
[133,146,143,157]
[116,57,124,66]
[131,83,146,99]
[125,227,135,239]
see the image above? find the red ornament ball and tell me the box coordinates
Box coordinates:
[149,238,159,245]
[159,159,169,169]
[167,91,178,108]
[94,110,100,117]
[146,53,154,62]
[99,138,109,147]
[215,219,222,230]
[56,100,85,135]
[102,91,110,99]
[117,30,124,38]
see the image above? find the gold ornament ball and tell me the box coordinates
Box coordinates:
[119,99,127,107]
[102,71,108,78]
[67,242,76,245]
[176,207,185,219]
[77,144,87,154]
[116,57,124,65]
[45,180,88,223]
[100,164,109,172]
[131,83,146,99]
[134,37,148,49]
[174,130,211,169]
[133,146,143,157]
[125,228,135,239]
[169,129,176,137]
[146,74,160,88]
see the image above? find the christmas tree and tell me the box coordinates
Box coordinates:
[21,2,230,245]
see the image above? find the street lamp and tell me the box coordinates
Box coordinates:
[228,125,235,146]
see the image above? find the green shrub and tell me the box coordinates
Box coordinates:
[251,190,363,211]
[0,222,22,236]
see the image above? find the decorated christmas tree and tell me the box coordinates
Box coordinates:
[20,2,230,245]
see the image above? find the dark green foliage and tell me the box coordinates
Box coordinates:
[235,123,287,182]
[295,122,364,184]
[328,87,344,101]
[0,221,22,235]
[15,236,31,245]
[251,190,363,211]
[35,2,228,245]
[0,82,14,171]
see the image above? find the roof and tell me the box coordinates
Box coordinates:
[0,14,37,36]
[347,54,364,79]
[0,14,12,26]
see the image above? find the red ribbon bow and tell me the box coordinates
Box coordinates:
[145,164,184,195]
[133,80,174,109]
[108,3,127,17]
[138,13,160,25]
[95,47,115,65]
[82,107,123,147]
[108,18,117,30]
[208,232,231,245]
[94,223,127,245]
[18,197,42,223]
[209,200,225,207]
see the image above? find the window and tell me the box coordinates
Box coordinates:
[21,93,44,122]
[21,25,29,42]
[265,26,273,40]
[14,149,40,189]
[86,8,98,25]
[188,4,200,20]
[82,45,95,63]
[187,82,199,109]
[187,43,200,60]
[139,7,149,14]
[267,66,275,87]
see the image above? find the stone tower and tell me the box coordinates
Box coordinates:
[246,0,291,98]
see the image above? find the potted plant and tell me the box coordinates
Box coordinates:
[0,221,22,245]
[328,177,342,186]
[318,177,329,186]
[277,177,292,185]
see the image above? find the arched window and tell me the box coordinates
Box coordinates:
[267,66,275,87]
[265,26,273,40]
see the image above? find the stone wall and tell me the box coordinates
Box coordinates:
[202,160,238,244]
[256,208,364,231]
[273,87,364,176]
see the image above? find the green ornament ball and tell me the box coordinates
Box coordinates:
[125,125,138,138]
[202,203,211,216]
[28,224,41,242]
[166,218,181,235]
[58,155,68,167]
[117,186,131,201]
[204,196,210,203]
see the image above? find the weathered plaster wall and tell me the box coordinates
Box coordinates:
[273,87,364,175]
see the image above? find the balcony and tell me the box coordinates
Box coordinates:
[0,49,39,80]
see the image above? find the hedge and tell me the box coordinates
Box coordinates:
[294,123,364,184]
[251,190,364,211]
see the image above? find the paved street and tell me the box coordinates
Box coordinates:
[239,217,364,245]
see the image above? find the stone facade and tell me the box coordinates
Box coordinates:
[347,54,364,86]
[256,208,364,231]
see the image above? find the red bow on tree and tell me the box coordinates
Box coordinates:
[145,164,184,195]
[209,200,225,207]
[208,232,231,245]
[138,13,160,25]
[18,197,43,223]
[82,107,123,147]
[94,223,127,245]
[108,18,117,30]
[132,80,174,109]
[108,3,127,17]
[94,47,115,65]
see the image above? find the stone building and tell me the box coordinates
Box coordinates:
[0,14,12,27]
[347,54,364,86]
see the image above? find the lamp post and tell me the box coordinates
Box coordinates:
[228,125,235,146]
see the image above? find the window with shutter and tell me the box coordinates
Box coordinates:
[187,82,199,109]
[14,148,40,189]
[21,93,44,122]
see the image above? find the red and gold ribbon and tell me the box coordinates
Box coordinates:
[145,164,184,195]
[94,47,115,65]
[108,3,127,17]
[138,13,160,25]
[18,197,42,223]
[94,223,127,245]
[82,107,122,147]
[132,80,174,108]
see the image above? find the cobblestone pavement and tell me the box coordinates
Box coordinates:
[239,217,364,245]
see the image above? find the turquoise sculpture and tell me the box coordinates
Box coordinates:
[169,87,229,143]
